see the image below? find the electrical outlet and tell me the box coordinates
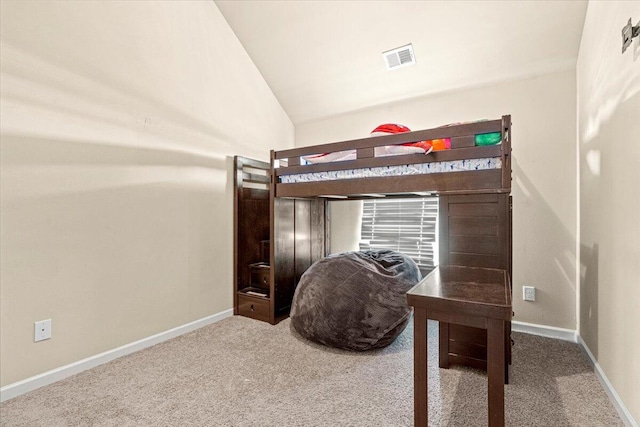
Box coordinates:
[523,286,536,302]
[34,319,52,342]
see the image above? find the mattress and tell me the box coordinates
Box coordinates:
[279,157,502,183]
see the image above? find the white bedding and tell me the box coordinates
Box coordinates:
[279,157,502,184]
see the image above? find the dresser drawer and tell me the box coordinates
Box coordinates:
[237,294,270,322]
[250,263,270,290]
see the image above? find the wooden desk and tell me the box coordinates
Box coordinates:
[407,266,512,427]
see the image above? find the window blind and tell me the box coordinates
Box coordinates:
[359,197,438,273]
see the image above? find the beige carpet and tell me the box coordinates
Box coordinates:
[1,316,623,426]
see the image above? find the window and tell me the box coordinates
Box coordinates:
[359,197,438,275]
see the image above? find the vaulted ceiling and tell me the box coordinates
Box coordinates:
[216,1,588,125]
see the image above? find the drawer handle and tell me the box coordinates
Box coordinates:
[250,304,255,311]
[263,277,268,284]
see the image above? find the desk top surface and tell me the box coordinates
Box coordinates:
[407,266,512,319]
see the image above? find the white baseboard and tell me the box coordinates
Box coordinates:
[511,320,578,342]
[0,309,234,403]
[577,336,638,427]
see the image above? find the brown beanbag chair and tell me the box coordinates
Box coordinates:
[290,250,421,351]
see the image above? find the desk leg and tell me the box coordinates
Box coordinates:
[487,318,506,427]
[414,307,428,427]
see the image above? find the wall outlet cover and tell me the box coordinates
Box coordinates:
[34,319,52,342]
[523,286,536,302]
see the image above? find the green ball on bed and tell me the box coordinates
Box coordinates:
[475,132,502,146]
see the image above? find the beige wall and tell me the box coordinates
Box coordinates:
[578,1,640,421]
[0,1,293,386]
[297,69,578,330]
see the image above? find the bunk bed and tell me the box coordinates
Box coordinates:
[272,116,511,199]
[234,115,512,373]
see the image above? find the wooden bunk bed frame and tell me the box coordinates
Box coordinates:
[272,116,511,199]
[235,115,512,373]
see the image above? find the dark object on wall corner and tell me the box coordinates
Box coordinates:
[622,18,639,54]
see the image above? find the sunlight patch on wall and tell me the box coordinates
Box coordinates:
[1,165,226,202]
[0,43,236,157]
[556,249,577,292]
[580,21,640,144]
[585,149,601,176]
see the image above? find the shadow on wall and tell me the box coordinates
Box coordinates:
[1,41,261,156]
[511,157,577,325]
[579,89,640,362]
[0,125,235,371]
[0,2,279,384]
[0,133,228,202]
[580,243,599,359]
[1,134,228,168]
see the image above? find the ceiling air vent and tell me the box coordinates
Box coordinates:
[383,44,416,71]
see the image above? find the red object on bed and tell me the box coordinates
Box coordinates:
[371,123,450,152]
[370,123,411,136]
[302,123,453,164]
